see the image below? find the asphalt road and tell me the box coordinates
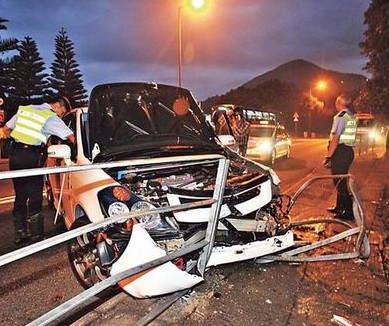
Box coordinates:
[2,138,387,326]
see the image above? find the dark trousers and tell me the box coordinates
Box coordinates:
[330,144,354,211]
[9,145,46,230]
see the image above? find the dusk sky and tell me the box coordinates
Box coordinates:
[1,0,370,101]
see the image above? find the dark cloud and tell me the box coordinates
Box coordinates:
[0,0,370,100]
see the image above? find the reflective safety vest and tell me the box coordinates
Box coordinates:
[335,111,357,145]
[10,105,56,145]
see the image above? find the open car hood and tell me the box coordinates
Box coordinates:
[88,83,219,161]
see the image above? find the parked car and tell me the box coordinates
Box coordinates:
[246,121,291,164]
[46,83,292,297]
[355,112,380,140]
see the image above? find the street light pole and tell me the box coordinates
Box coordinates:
[307,81,327,137]
[177,0,206,88]
[308,88,312,137]
[177,5,183,87]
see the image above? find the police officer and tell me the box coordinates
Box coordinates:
[324,94,357,220]
[1,95,75,244]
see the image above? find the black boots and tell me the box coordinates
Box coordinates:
[327,194,354,221]
[13,214,30,245]
[13,213,45,245]
[327,206,343,214]
[27,213,44,242]
[14,228,30,245]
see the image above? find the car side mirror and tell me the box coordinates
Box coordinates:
[47,144,71,160]
[217,134,236,147]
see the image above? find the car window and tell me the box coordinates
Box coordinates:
[358,119,374,127]
[63,112,76,133]
[250,126,274,138]
[213,111,233,136]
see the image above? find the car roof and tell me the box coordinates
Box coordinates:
[355,112,374,120]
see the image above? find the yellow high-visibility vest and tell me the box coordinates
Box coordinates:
[10,105,56,145]
[334,111,357,145]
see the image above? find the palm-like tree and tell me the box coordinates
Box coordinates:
[0,17,19,100]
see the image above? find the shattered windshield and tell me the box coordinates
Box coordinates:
[88,83,218,158]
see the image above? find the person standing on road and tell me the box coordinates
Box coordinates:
[231,107,251,156]
[0,95,75,244]
[324,94,357,220]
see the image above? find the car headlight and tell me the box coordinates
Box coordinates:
[108,202,130,216]
[368,130,380,141]
[258,140,273,153]
[131,201,161,230]
[98,186,133,218]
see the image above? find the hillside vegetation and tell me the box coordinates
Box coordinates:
[202,59,367,135]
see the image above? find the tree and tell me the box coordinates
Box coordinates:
[7,36,49,106]
[0,17,18,102]
[48,28,88,107]
[359,0,389,116]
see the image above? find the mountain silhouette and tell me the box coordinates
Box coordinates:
[202,59,367,111]
[241,59,367,96]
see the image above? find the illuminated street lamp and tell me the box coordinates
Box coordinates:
[316,80,327,92]
[307,80,327,136]
[177,0,206,87]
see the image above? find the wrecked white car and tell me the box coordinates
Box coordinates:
[46,82,367,299]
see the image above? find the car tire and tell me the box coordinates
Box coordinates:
[286,145,291,159]
[67,217,119,297]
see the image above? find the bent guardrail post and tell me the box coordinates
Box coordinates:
[197,159,230,275]
[257,174,370,263]
[349,175,370,258]
[257,227,362,263]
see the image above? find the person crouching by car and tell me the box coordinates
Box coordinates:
[0,95,75,244]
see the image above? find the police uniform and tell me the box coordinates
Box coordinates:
[329,108,357,217]
[6,103,73,243]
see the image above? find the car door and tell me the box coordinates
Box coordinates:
[46,113,77,219]
[212,109,239,152]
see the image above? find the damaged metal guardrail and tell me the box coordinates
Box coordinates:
[256,174,370,264]
[0,154,230,326]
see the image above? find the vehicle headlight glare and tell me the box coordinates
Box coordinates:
[131,201,161,230]
[259,141,272,153]
[368,130,379,141]
[108,202,130,217]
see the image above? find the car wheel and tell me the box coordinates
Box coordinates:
[270,149,276,165]
[67,218,118,296]
[286,145,291,159]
